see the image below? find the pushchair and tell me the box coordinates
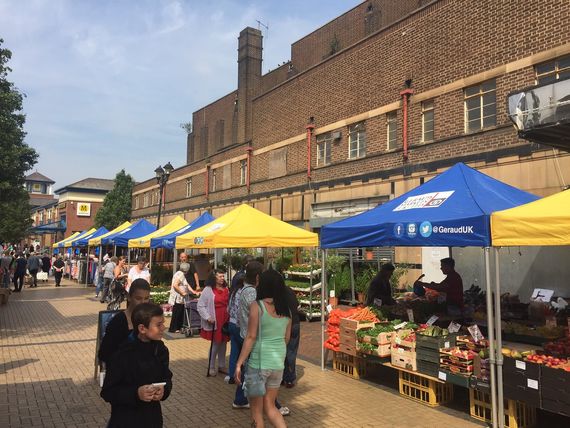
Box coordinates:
[107,279,127,311]
[180,295,201,337]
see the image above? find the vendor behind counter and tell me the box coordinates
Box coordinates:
[414,257,464,313]
[365,263,396,307]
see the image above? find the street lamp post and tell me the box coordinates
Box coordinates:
[154,162,174,230]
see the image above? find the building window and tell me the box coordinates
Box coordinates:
[316,133,332,166]
[348,122,366,159]
[143,193,149,208]
[185,178,192,197]
[39,211,43,223]
[47,209,51,221]
[464,79,496,133]
[240,160,247,186]
[421,100,435,143]
[535,55,570,84]
[155,190,160,206]
[387,111,397,150]
[134,196,139,210]
[212,169,217,192]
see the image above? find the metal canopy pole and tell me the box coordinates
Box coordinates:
[495,247,505,428]
[321,248,327,371]
[484,247,498,428]
[349,249,355,304]
[85,245,90,287]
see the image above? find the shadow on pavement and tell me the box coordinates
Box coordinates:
[0,358,40,374]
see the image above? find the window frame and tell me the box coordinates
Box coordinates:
[316,132,332,166]
[143,193,149,208]
[239,160,247,186]
[134,196,139,210]
[421,100,435,143]
[535,55,570,84]
[185,178,192,197]
[211,169,217,192]
[464,79,496,133]
[386,111,397,150]
[348,122,366,159]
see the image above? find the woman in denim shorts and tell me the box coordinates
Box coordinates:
[235,269,292,428]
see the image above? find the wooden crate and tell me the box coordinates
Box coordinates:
[469,389,537,428]
[391,347,417,371]
[399,370,453,407]
[333,351,366,379]
[339,318,375,330]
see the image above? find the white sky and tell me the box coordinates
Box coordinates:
[1,0,358,188]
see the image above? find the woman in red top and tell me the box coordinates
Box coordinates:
[197,269,230,376]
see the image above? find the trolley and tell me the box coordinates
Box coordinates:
[181,295,201,337]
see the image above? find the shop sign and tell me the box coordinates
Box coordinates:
[77,202,91,217]
[393,191,454,211]
[468,324,485,343]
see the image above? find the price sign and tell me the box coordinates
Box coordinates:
[468,324,485,343]
[516,360,526,371]
[393,321,408,330]
[374,298,382,307]
[527,379,539,390]
[407,309,414,323]
[426,315,439,326]
[326,304,333,314]
[438,371,447,381]
[448,321,461,333]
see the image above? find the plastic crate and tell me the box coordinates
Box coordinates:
[399,370,453,407]
[417,360,439,377]
[469,389,537,428]
[333,351,366,380]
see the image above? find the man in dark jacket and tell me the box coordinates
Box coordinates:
[365,263,396,307]
[11,253,27,292]
[101,303,172,428]
[27,252,42,288]
[41,253,51,274]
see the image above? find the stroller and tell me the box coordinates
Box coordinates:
[107,279,127,311]
[180,295,201,337]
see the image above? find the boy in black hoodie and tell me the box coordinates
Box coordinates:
[101,303,173,428]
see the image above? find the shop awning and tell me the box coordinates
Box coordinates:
[30,220,66,234]
[64,228,96,248]
[150,212,215,249]
[175,204,318,249]
[88,221,131,247]
[71,226,109,248]
[320,163,538,248]
[105,219,156,247]
[491,189,570,246]
[52,231,81,249]
[128,216,188,248]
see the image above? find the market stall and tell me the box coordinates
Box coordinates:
[320,163,538,428]
[87,221,132,264]
[105,219,156,259]
[52,231,81,254]
[490,188,570,425]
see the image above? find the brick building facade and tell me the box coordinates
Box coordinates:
[132,0,570,242]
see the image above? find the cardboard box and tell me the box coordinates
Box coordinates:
[473,355,490,380]
[391,329,416,349]
[360,331,393,346]
[338,342,357,357]
[391,347,417,371]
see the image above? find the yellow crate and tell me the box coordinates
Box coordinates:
[399,370,453,407]
[469,389,537,428]
[333,351,366,380]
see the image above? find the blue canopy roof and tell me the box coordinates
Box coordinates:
[150,212,215,249]
[73,226,109,247]
[320,163,538,248]
[103,219,156,247]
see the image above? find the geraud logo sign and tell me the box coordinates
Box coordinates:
[393,191,454,212]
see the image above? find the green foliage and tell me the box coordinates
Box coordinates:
[326,254,346,292]
[391,263,411,289]
[150,264,173,286]
[355,266,376,293]
[0,40,38,243]
[335,266,352,294]
[95,169,134,230]
[150,291,170,305]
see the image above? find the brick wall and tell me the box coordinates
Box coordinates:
[132,0,570,222]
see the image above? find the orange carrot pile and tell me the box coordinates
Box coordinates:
[347,307,380,323]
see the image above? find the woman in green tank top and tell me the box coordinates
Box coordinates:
[235,269,292,428]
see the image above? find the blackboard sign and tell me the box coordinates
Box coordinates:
[94,310,121,382]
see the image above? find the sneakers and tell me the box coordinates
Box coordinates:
[232,402,250,409]
[279,406,291,416]
[224,375,231,383]
[208,369,217,377]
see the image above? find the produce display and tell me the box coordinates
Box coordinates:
[543,337,570,358]
[324,308,359,351]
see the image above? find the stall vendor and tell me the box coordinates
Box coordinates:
[365,263,396,306]
[414,257,464,309]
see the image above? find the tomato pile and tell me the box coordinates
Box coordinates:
[525,353,569,369]
[324,308,358,351]
[543,337,570,358]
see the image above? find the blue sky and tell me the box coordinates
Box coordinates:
[1,0,358,189]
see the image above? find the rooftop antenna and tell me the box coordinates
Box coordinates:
[256,20,269,38]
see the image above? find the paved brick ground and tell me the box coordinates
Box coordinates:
[0,279,484,427]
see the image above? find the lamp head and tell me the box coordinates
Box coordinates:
[164,162,174,176]
[154,166,164,179]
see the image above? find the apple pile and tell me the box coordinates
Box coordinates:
[544,337,570,358]
[524,353,569,369]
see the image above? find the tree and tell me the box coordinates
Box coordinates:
[95,169,135,230]
[0,40,38,243]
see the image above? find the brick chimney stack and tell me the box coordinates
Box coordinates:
[237,27,262,145]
